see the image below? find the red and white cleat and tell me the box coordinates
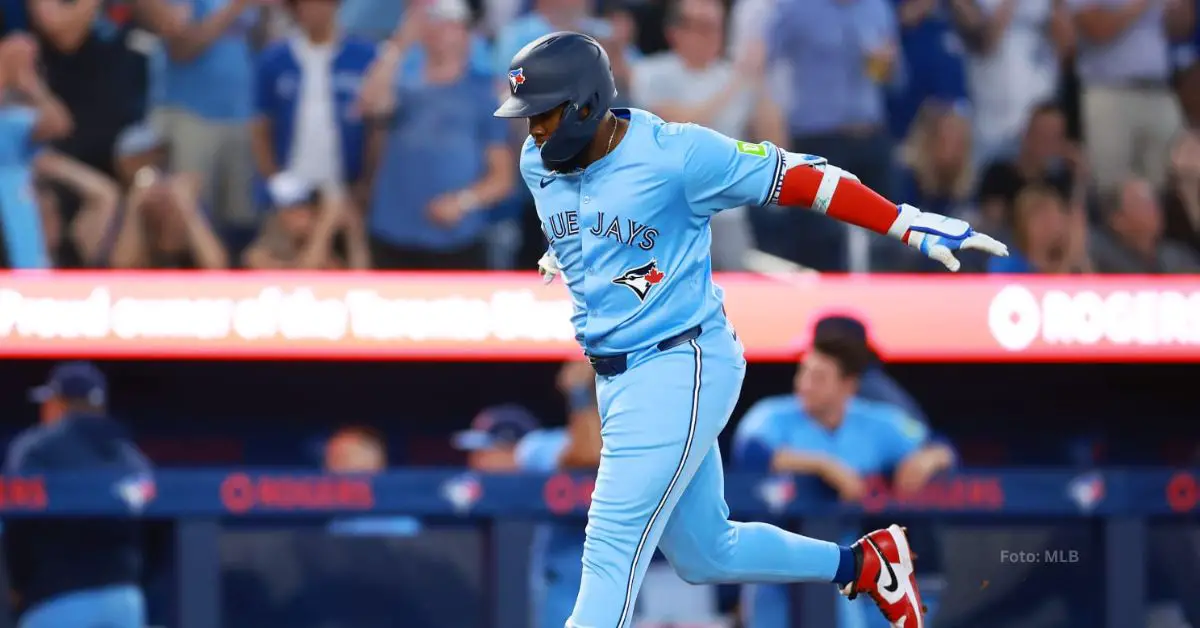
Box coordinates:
[840,524,926,628]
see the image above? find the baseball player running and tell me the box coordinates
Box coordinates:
[495,32,1008,628]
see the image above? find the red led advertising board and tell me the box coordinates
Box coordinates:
[0,271,1195,362]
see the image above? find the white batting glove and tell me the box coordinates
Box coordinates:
[537,249,562,284]
[902,206,1009,272]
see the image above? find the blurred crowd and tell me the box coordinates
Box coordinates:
[1,0,1200,274]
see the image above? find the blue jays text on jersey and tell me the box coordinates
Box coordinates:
[521,108,793,354]
[541,210,660,252]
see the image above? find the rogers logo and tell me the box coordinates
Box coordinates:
[988,285,1041,351]
[988,284,1200,351]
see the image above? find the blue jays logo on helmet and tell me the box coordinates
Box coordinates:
[612,260,666,302]
[508,67,526,93]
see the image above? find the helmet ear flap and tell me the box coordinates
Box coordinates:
[573,91,602,121]
[563,102,584,121]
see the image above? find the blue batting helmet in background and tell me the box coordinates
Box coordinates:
[493,31,617,171]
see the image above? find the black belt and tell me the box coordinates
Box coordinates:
[1092,79,1168,91]
[587,325,702,376]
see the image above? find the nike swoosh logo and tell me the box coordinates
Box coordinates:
[869,538,900,594]
[540,176,554,188]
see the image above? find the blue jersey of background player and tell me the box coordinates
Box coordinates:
[515,359,602,628]
[733,334,956,628]
[495,31,1004,628]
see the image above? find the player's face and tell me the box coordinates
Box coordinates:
[39,397,65,424]
[326,438,385,473]
[529,104,568,148]
[468,447,518,472]
[795,351,855,418]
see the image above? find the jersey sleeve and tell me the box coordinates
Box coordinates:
[515,430,568,472]
[732,401,785,471]
[679,123,784,216]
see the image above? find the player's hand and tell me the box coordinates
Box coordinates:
[893,454,939,496]
[537,249,561,284]
[817,459,867,502]
[557,359,594,393]
[902,206,1009,272]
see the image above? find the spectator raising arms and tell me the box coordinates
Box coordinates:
[358,0,513,270]
[25,0,176,177]
[242,174,369,269]
[107,125,229,269]
[951,0,1073,162]
[32,149,121,267]
[154,0,264,227]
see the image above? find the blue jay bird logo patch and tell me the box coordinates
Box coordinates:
[508,67,526,93]
[612,260,666,301]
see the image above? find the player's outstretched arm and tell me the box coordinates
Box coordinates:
[775,158,1008,271]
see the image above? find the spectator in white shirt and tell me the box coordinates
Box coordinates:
[951,0,1074,164]
[630,0,787,270]
[250,0,381,215]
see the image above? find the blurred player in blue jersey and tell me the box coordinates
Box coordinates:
[732,334,957,628]
[513,360,602,628]
[454,364,602,628]
[0,33,71,268]
[495,31,1007,628]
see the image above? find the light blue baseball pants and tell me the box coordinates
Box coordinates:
[568,321,843,628]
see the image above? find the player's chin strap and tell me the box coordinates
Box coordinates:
[773,150,1007,271]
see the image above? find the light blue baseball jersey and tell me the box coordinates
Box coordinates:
[522,108,788,354]
[733,394,928,474]
[732,394,929,628]
[515,428,588,628]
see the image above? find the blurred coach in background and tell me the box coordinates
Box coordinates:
[3,362,151,628]
[453,362,602,628]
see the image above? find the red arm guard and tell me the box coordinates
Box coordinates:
[776,163,916,244]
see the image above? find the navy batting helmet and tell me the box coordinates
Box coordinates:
[494,31,617,170]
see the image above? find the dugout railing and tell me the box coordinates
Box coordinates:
[0,468,1195,628]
